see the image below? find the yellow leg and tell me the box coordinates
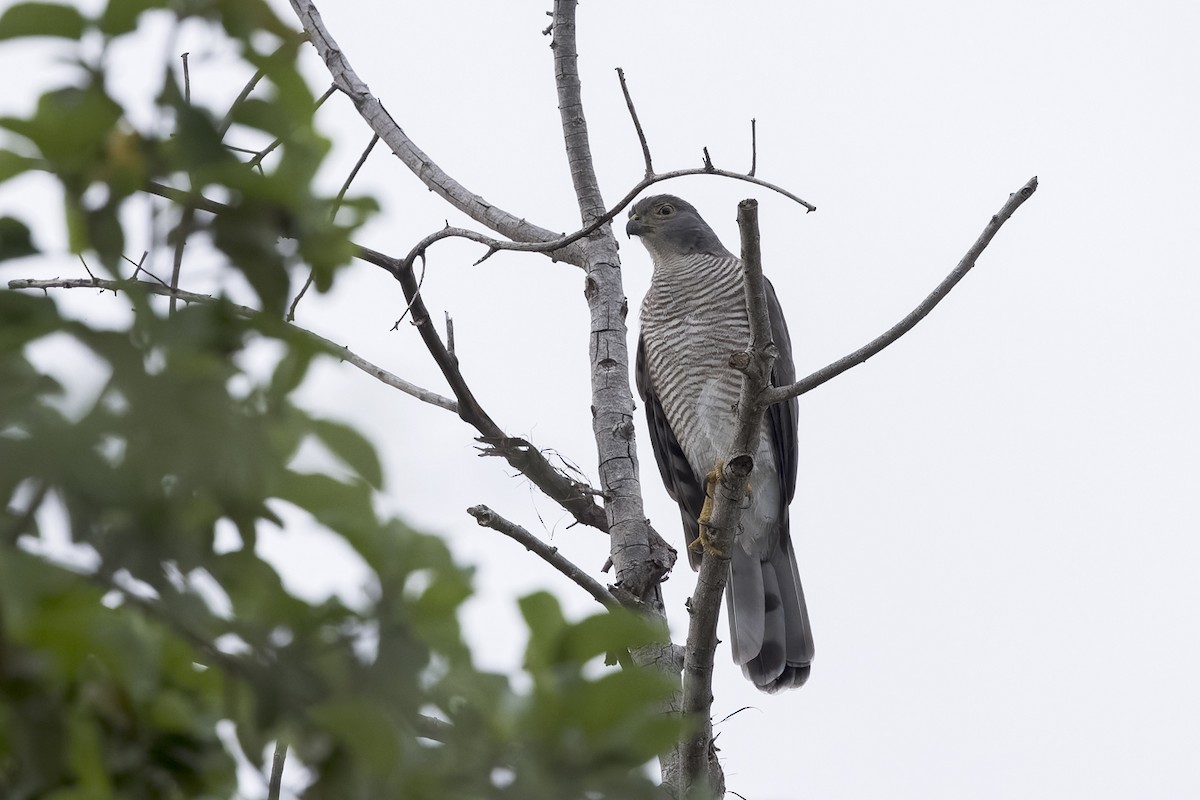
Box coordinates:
[692,460,727,558]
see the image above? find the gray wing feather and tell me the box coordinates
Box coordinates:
[745,276,814,690]
[764,277,799,506]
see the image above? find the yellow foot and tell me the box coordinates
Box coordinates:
[692,460,727,558]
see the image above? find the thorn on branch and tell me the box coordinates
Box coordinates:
[702,147,715,172]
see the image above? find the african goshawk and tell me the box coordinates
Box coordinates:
[627,194,813,692]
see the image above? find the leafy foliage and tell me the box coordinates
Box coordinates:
[0,1,679,797]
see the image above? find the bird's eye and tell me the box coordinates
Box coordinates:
[657,204,674,216]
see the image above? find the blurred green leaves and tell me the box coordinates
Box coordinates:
[0,3,87,41]
[0,1,681,797]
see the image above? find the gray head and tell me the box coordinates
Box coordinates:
[626,194,732,261]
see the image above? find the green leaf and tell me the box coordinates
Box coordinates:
[210,199,290,316]
[559,607,664,665]
[310,699,401,775]
[0,85,123,172]
[0,149,35,184]
[0,2,87,41]
[0,289,59,350]
[98,0,158,36]
[519,592,568,674]
[310,417,383,488]
[82,199,124,267]
[169,104,237,179]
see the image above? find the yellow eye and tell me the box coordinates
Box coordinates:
[656,204,674,216]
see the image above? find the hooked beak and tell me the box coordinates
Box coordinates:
[626,215,648,238]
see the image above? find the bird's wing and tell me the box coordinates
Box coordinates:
[636,333,706,570]
[764,276,799,506]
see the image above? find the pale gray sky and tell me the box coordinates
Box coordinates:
[3,1,1198,798]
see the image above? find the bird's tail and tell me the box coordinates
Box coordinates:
[726,524,814,693]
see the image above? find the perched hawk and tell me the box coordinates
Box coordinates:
[627,194,813,692]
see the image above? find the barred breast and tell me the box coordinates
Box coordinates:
[639,251,778,531]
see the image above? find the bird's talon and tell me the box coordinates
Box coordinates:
[693,459,728,557]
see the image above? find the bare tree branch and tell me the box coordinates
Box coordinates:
[467,504,615,609]
[547,0,672,607]
[5,277,459,413]
[545,10,687,789]
[764,176,1039,405]
[286,0,585,266]
[679,199,773,796]
[616,67,654,178]
[551,0,606,225]
[354,245,613,534]
[141,164,805,287]
[267,742,286,800]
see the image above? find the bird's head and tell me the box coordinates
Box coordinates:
[626,194,731,260]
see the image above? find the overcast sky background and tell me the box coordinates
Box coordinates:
[3,1,1199,798]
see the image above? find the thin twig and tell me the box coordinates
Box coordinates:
[181,52,190,103]
[333,133,378,212]
[764,176,1039,405]
[6,277,459,413]
[245,84,336,170]
[391,251,426,329]
[467,505,614,608]
[121,251,160,285]
[217,35,309,137]
[287,132,379,322]
[171,53,195,315]
[169,204,195,316]
[286,274,314,324]
[748,118,757,178]
[218,67,266,137]
[267,742,286,800]
[616,67,653,178]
